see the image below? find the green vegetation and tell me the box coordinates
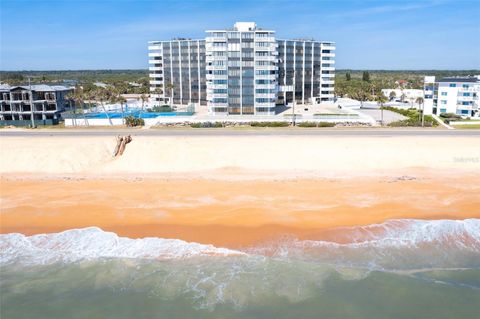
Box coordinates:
[334,70,480,102]
[0,70,149,94]
[297,122,335,127]
[439,112,463,124]
[124,116,144,127]
[382,106,438,127]
[250,121,289,127]
[150,105,173,112]
[190,122,224,128]
[450,124,480,129]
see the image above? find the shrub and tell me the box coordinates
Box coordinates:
[150,105,173,112]
[250,121,289,127]
[297,122,335,127]
[190,122,223,128]
[439,112,461,119]
[124,116,144,127]
[318,122,336,127]
[297,122,317,127]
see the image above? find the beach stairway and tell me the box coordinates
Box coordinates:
[113,135,132,157]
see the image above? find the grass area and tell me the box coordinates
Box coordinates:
[450,124,480,129]
[381,106,438,127]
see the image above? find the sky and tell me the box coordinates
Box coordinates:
[1,0,479,70]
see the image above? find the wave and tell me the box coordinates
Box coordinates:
[0,227,245,265]
[1,219,479,270]
[249,219,480,269]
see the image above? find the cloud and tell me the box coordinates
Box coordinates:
[327,0,450,19]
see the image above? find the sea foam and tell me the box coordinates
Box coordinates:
[0,227,245,265]
[249,219,480,270]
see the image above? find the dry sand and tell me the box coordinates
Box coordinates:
[1,134,479,248]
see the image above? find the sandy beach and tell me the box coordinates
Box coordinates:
[1,133,479,248]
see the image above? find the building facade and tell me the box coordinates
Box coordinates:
[423,76,479,117]
[148,22,335,115]
[0,84,72,124]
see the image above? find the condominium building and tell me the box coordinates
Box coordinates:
[423,76,479,117]
[148,22,335,115]
[0,84,72,124]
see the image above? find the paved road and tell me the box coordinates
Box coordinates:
[1,128,480,137]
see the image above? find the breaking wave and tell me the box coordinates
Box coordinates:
[1,219,480,312]
[249,218,480,269]
[1,219,479,270]
[0,227,245,265]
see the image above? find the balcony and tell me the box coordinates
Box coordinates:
[148,45,162,50]
[321,45,336,51]
[149,80,163,85]
[321,80,335,85]
[322,67,335,71]
[149,73,163,77]
[148,52,162,57]
[148,59,162,65]
[255,84,277,90]
[322,53,335,58]
[320,93,334,98]
[255,55,277,62]
[149,66,162,71]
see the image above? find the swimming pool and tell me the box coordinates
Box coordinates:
[83,111,194,119]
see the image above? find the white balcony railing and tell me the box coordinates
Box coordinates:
[148,45,162,50]
[149,66,162,71]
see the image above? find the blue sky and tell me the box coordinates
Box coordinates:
[1,0,479,70]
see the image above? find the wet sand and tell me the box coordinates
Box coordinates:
[2,174,479,248]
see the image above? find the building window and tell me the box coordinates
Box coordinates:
[463,93,470,96]
[440,108,447,113]
[462,84,469,89]
[449,83,456,87]
[441,100,447,104]
[441,92,447,96]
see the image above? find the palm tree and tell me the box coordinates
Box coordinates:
[110,88,127,125]
[376,93,388,126]
[140,93,148,111]
[165,83,175,108]
[416,96,425,126]
[389,91,396,101]
[66,88,88,126]
[94,88,113,126]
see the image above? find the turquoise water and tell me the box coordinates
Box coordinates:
[1,219,479,319]
[83,111,194,119]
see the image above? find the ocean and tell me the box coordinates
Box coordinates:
[1,219,479,319]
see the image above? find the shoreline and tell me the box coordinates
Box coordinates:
[2,173,479,248]
[1,134,479,248]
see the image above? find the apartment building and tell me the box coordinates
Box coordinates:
[0,84,72,125]
[148,22,335,115]
[423,76,479,117]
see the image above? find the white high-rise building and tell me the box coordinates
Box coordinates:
[424,76,480,117]
[148,22,335,116]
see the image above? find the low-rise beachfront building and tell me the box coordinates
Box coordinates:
[148,22,335,115]
[423,76,480,117]
[0,84,73,125]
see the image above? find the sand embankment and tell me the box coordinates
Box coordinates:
[1,134,479,247]
[1,135,479,176]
